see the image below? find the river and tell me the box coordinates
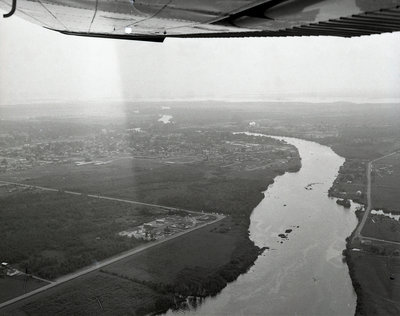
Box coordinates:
[169,135,358,315]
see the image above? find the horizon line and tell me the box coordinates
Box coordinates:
[1,97,400,106]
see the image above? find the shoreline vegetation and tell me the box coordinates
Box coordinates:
[255,133,368,314]
[12,163,301,316]
[1,129,302,315]
[250,106,400,315]
[343,209,365,316]
[4,102,398,315]
[322,146,400,315]
[118,159,301,315]
[143,168,302,314]
[261,133,399,315]
[267,135,386,315]
[246,130,370,315]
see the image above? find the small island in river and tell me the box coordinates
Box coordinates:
[0,120,301,316]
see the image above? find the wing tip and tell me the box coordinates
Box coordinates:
[49,29,166,43]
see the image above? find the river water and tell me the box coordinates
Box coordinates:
[170,135,358,316]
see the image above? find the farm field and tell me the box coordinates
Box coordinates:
[359,152,400,242]
[372,152,400,212]
[0,115,301,315]
[4,217,260,315]
[0,276,49,304]
[103,217,253,286]
[1,153,291,218]
[361,213,400,242]
[19,273,170,316]
[347,251,400,315]
[0,189,166,280]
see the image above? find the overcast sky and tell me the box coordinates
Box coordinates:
[0,16,400,105]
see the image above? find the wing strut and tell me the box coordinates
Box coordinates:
[3,0,17,18]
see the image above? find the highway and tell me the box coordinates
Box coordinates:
[0,213,225,310]
[353,160,372,239]
[0,179,225,309]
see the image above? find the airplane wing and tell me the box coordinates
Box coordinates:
[1,0,400,42]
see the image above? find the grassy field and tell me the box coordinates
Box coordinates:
[0,276,48,304]
[0,155,289,314]
[0,190,163,279]
[19,273,171,316]
[361,214,400,242]
[0,168,275,314]
[357,152,400,242]
[2,154,294,218]
[102,216,258,290]
[102,215,263,300]
[104,218,238,284]
[347,251,400,315]
[2,158,165,200]
[372,152,400,212]
[5,217,260,315]
[0,131,300,314]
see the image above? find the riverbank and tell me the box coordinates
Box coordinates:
[168,135,357,316]
[1,179,295,316]
[292,138,368,314]
[328,153,400,315]
[343,209,365,315]
[298,139,400,315]
[344,240,400,315]
[344,209,400,315]
[1,133,301,316]
[249,129,387,314]
[283,137,379,315]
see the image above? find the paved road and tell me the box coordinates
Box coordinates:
[0,214,224,310]
[85,194,205,216]
[0,179,224,309]
[353,161,373,239]
[0,180,205,216]
[353,151,399,243]
[359,236,400,246]
[0,180,58,193]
